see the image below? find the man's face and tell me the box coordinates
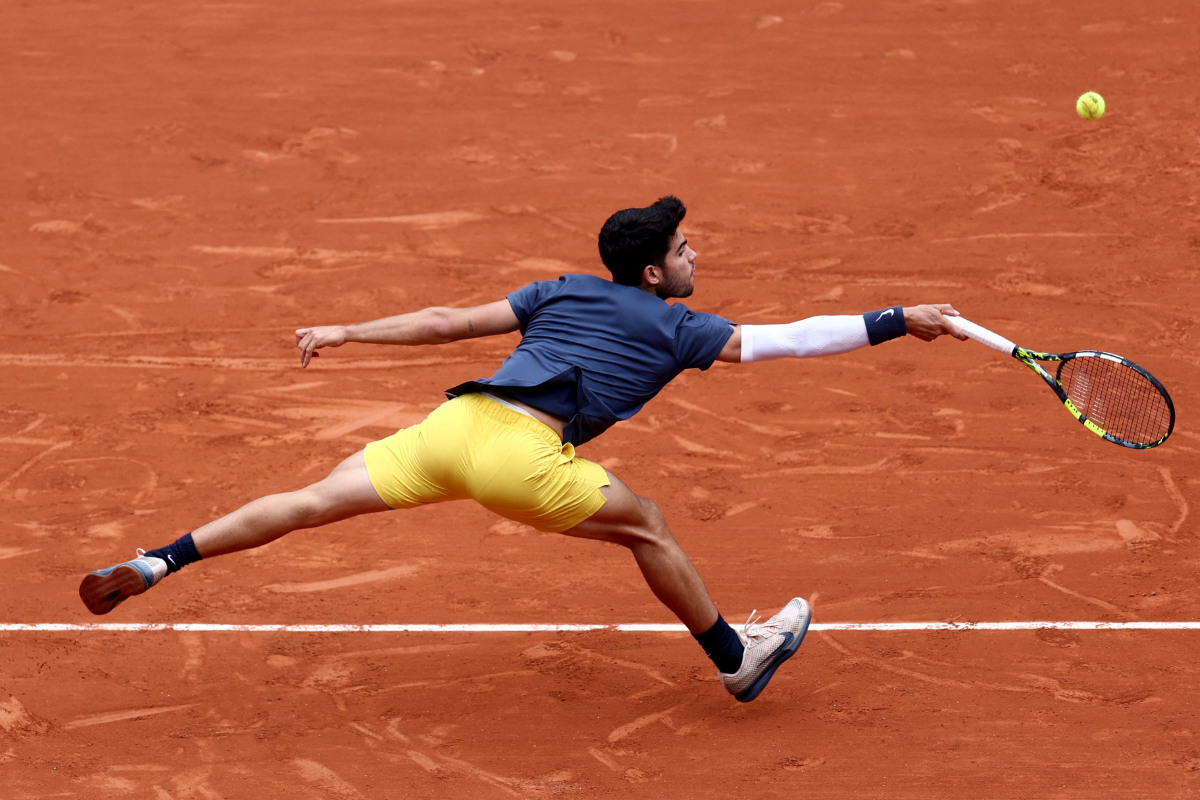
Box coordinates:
[653,230,698,299]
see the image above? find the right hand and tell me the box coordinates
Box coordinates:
[903,304,970,342]
[295,325,349,368]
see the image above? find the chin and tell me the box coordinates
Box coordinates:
[657,284,694,300]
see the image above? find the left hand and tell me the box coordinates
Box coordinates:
[903,304,969,342]
[295,325,349,367]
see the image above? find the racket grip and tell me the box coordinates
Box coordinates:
[946,317,1017,355]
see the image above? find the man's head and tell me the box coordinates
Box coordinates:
[598,196,697,299]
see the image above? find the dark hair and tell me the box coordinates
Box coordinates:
[597,195,687,286]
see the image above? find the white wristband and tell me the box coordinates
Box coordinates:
[740,317,870,363]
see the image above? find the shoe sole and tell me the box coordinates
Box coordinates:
[79,565,148,616]
[735,602,813,703]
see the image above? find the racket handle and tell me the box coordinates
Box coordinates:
[946,317,1017,355]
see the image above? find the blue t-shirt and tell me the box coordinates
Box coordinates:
[446,274,733,445]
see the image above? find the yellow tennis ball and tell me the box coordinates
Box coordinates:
[1077,91,1105,120]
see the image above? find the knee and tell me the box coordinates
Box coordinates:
[636,496,664,526]
[287,487,338,528]
[627,496,674,548]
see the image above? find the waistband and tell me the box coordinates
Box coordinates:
[459,393,563,448]
[478,391,536,419]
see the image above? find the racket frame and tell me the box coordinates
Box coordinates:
[947,317,1175,449]
[1012,347,1175,449]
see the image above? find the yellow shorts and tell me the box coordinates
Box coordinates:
[363,393,610,532]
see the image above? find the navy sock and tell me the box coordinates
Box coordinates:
[693,614,745,674]
[143,533,202,575]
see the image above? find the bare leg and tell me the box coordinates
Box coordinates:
[191,450,390,558]
[561,470,719,634]
[80,451,390,615]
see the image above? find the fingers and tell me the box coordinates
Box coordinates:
[297,330,319,368]
[932,306,970,341]
[297,326,343,367]
[296,328,311,367]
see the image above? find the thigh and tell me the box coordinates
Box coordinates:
[362,405,465,509]
[559,470,655,546]
[469,433,610,532]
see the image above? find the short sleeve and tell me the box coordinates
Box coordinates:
[506,280,562,331]
[673,310,735,371]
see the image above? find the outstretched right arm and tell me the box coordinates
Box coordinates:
[295,300,520,368]
[716,303,967,363]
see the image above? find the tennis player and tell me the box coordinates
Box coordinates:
[80,196,965,702]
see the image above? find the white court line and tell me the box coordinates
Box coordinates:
[1,622,1198,633]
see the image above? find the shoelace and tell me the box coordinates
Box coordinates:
[741,609,785,646]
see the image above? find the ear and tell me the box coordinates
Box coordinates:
[640,263,663,289]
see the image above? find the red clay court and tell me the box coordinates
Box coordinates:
[2,1,1199,797]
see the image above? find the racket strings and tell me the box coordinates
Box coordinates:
[1058,357,1172,444]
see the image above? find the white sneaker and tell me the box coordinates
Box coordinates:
[719,598,812,702]
[79,550,169,615]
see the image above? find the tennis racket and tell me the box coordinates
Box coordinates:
[946,317,1175,449]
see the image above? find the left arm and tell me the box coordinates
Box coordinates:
[295,299,520,368]
[716,304,967,363]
